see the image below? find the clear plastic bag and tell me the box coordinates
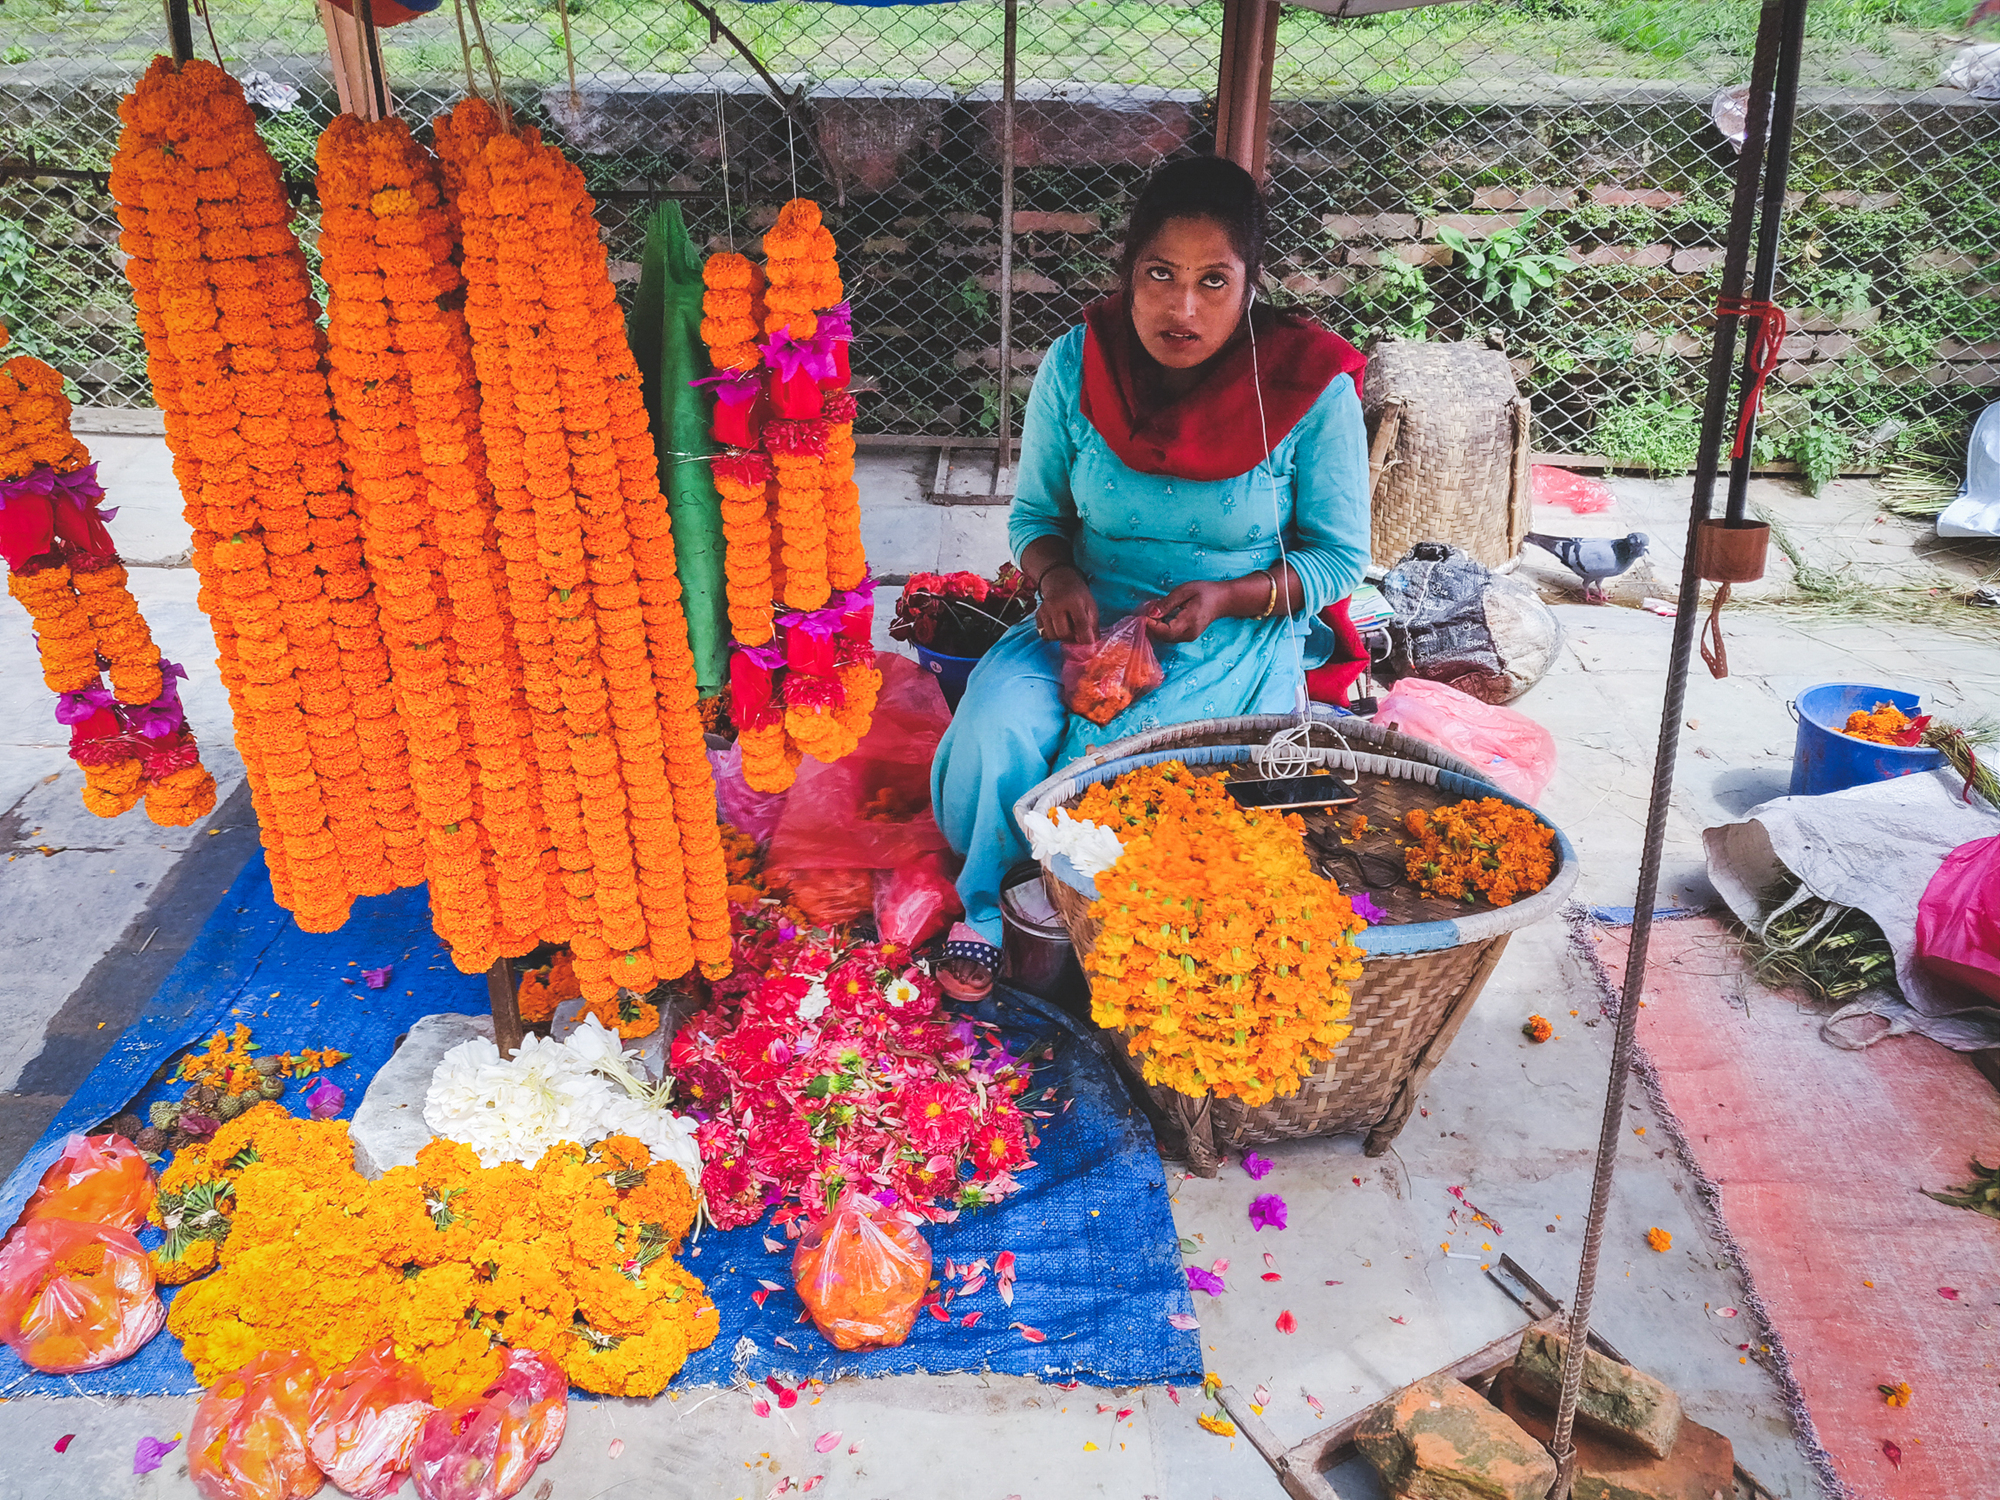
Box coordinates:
[1915,834,2000,1006]
[872,852,963,949]
[792,1189,932,1352]
[16,1132,156,1234]
[188,1349,325,1500]
[306,1342,436,1500]
[411,1349,567,1500]
[0,1217,165,1372]
[1374,677,1558,804]
[1060,613,1165,727]
[708,739,790,844]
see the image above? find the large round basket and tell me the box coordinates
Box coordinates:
[1016,742,1578,1174]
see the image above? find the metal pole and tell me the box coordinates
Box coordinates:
[355,0,392,121]
[163,0,196,64]
[990,0,1018,493]
[1543,1,1804,1494]
[1724,0,1810,523]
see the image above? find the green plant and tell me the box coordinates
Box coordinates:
[1437,211,1575,317]
[1,46,32,65]
[1344,251,1434,341]
[953,276,992,319]
[1788,421,1854,495]
[1592,393,1702,473]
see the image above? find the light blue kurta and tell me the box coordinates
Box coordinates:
[931,324,1371,944]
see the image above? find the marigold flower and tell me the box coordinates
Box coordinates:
[1645,1226,1672,1252]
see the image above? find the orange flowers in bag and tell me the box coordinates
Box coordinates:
[1061,613,1165,727]
[15,1132,156,1234]
[0,1217,166,1372]
[189,1349,325,1500]
[792,1190,931,1352]
[306,1342,436,1500]
[411,1348,566,1500]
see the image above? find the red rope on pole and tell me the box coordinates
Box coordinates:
[1715,297,1787,458]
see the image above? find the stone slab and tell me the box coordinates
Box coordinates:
[1495,1369,1736,1500]
[348,1011,492,1178]
[1514,1327,1683,1459]
[1356,1373,1557,1500]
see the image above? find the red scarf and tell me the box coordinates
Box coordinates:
[1077,295,1365,483]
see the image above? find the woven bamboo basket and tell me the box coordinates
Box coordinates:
[1364,340,1531,570]
[1063,708,1484,783]
[1016,743,1577,1174]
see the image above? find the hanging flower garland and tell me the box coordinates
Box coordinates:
[694,201,879,795]
[0,324,217,827]
[110,58,409,927]
[318,114,504,971]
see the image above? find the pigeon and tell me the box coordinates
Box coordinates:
[1522,531,1649,604]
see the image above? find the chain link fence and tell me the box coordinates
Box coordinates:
[2,0,1995,473]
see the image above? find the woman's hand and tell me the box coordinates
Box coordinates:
[1144,566,1299,645]
[1035,563,1099,645]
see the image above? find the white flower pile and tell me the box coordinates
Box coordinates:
[1021,805,1126,878]
[423,1014,704,1190]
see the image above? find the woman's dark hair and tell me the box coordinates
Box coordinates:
[1116,155,1269,296]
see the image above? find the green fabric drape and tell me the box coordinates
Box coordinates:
[629,201,728,695]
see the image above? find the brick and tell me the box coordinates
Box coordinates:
[965,81,1201,168]
[1012,210,1099,234]
[1908,249,1989,276]
[1819,190,1903,211]
[953,345,1049,371]
[1423,212,1526,239]
[1777,332,1818,360]
[1815,333,1858,359]
[1631,332,1705,358]
[975,271,1062,294]
[945,212,993,231]
[1281,271,1356,299]
[1589,186,1684,209]
[1799,304,1880,332]
[1514,1329,1682,1460]
[1775,359,1835,385]
[1569,244,1672,268]
[862,235,909,255]
[606,260,641,285]
[938,242,999,260]
[1346,242,1453,268]
[1938,338,2000,361]
[1670,248,1724,274]
[1473,186,1578,210]
[1322,212,1419,241]
[1357,1373,1556,1500]
[1496,1370,1734,1500]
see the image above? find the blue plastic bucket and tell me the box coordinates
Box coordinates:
[1788,682,1944,796]
[914,644,982,711]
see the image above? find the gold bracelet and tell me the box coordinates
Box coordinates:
[1256,567,1279,620]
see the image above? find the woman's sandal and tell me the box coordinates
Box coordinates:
[938,923,1002,1002]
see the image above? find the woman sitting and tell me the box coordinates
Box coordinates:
[930,155,1372,999]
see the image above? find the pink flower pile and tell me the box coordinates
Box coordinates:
[672,917,1041,1230]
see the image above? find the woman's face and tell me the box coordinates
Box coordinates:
[1128,215,1249,370]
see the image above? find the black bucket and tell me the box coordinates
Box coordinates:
[998,861,1088,1017]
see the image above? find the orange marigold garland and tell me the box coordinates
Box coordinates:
[0,324,217,827]
[1079,761,1365,1108]
[111,58,407,926]
[318,114,503,971]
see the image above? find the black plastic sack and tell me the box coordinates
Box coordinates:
[1375,542,1563,704]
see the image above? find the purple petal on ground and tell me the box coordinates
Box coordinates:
[304,1077,345,1120]
[133,1436,179,1475]
[1351,892,1388,924]
[361,966,391,989]
[1242,1151,1274,1180]
[1185,1266,1227,1297]
[1167,1312,1200,1330]
[1249,1193,1289,1232]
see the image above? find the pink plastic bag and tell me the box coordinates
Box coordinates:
[765,655,953,883]
[1532,464,1615,515]
[411,1349,567,1500]
[15,1132,156,1235]
[708,739,789,843]
[793,1190,932,1352]
[1374,677,1557,804]
[307,1342,436,1500]
[0,1217,165,1372]
[872,851,963,948]
[1915,834,2000,1006]
[188,1350,324,1500]
[1061,613,1165,727]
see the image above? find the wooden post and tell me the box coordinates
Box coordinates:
[318,0,394,120]
[162,0,197,64]
[488,956,524,1058]
[1215,0,1279,180]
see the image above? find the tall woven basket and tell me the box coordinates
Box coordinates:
[1017,742,1577,1175]
[1364,340,1532,570]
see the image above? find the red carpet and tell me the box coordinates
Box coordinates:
[1597,918,2000,1500]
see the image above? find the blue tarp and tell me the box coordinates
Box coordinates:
[0,856,1202,1395]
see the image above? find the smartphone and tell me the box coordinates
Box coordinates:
[1226,774,1359,811]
